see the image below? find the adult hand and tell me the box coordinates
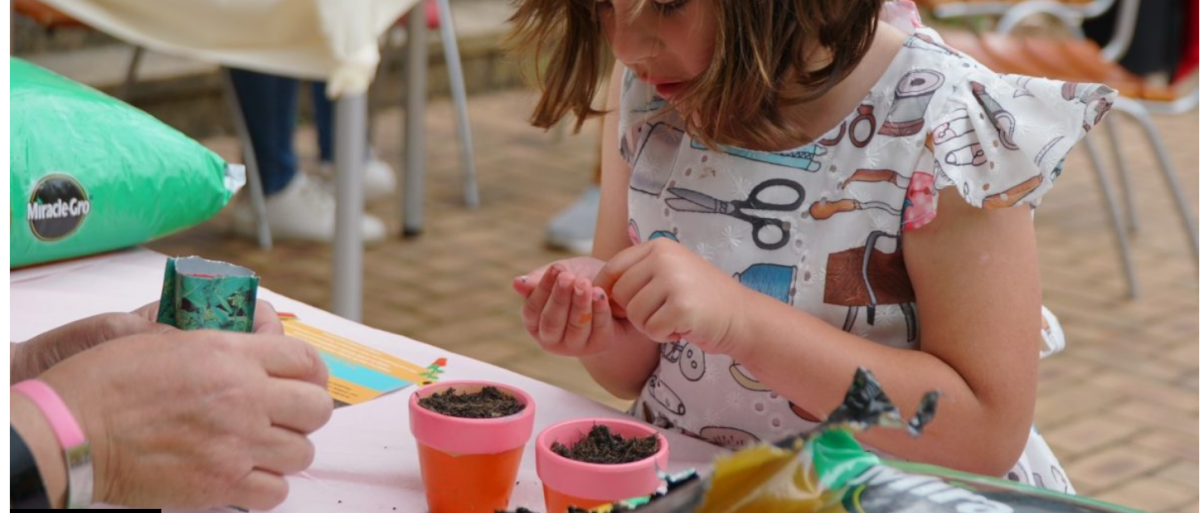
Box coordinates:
[12,300,284,383]
[593,238,751,357]
[133,298,285,335]
[38,330,332,510]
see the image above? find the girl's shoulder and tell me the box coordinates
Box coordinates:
[891,22,1117,214]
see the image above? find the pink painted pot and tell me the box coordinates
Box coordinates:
[536,418,669,513]
[409,381,535,513]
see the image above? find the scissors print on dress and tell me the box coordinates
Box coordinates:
[665,178,805,250]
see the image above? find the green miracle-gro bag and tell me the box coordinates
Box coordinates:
[10,57,244,268]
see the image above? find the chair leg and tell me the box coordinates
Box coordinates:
[1082,136,1139,299]
[403,0,429,237]
[435,0,479,209]
[119,46,144,101]
[995,0,1086,36]
[1113,99,1200,265]
[220,68,273,250]
[1103,116,1139,235]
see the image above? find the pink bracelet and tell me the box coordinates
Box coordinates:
[12,379,93,509]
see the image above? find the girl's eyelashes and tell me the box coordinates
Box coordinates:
[654,0,691,16]
[595,0,690,16]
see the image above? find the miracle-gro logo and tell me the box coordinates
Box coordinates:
[27,174,91,241]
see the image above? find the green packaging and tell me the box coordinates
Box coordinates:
[157,256,259,332]
[10,58,243,268]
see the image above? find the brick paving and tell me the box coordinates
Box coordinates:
[148,90,1198,512]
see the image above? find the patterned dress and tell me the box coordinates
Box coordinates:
[620,2,1114,494]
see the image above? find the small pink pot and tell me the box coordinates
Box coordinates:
[409,381,535,513]
[535,418,669,513]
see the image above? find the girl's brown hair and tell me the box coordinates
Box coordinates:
[507,0,884,149]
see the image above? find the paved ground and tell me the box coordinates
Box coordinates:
[148,89,1198,512]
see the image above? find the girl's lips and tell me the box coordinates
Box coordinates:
[654,82,685,99]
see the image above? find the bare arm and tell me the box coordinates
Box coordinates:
[728,191,1041,476]
[578,62,662,400]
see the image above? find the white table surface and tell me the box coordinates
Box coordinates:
[10,248,724,512]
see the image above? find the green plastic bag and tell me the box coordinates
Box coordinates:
[10,57,243,268]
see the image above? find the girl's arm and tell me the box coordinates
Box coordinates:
[579,62,661,400]
[729,190,1042,476]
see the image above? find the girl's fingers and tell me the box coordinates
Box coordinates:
[513,262,555,297]
[610,261,655,317]
[623,283,669,337]
[522,265,561,335]
[592,243,653,292]
[538,271,575,344]
[586,287,616,354]
[643,299,684,343]
[562,278,595,354]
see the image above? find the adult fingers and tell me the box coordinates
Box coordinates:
[252,300,285,335]
[263,379,334,434]
[244,335,328,388]
[226,470,290,512]
[250,427,317,475]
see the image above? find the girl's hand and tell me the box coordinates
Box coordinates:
[593,239,750,357]
[513,257,624,357]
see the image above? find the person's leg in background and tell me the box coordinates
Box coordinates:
[229,68,300,197]
[228,68,386,243]
[311,82,398,202]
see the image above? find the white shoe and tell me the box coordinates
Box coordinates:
[232,173,387,244]
[317,154,398,203]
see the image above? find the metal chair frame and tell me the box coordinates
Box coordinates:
[933,0,1198,299]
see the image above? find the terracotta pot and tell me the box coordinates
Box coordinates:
[409,381,535,513]
[536,418,669,513]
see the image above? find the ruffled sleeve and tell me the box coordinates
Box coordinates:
[904,66,1116,230]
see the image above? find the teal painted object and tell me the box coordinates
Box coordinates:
[157,256,259,332]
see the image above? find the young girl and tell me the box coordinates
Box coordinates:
[509,0,1113,493]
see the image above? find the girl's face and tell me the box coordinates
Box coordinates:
[597,0,717,101]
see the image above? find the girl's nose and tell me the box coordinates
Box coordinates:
[607,5,659,67]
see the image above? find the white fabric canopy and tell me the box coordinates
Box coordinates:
[41,0,419,96]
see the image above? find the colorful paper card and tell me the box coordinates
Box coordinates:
[282,318,446,408]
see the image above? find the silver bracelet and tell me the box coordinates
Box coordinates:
[65,441,94,509]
